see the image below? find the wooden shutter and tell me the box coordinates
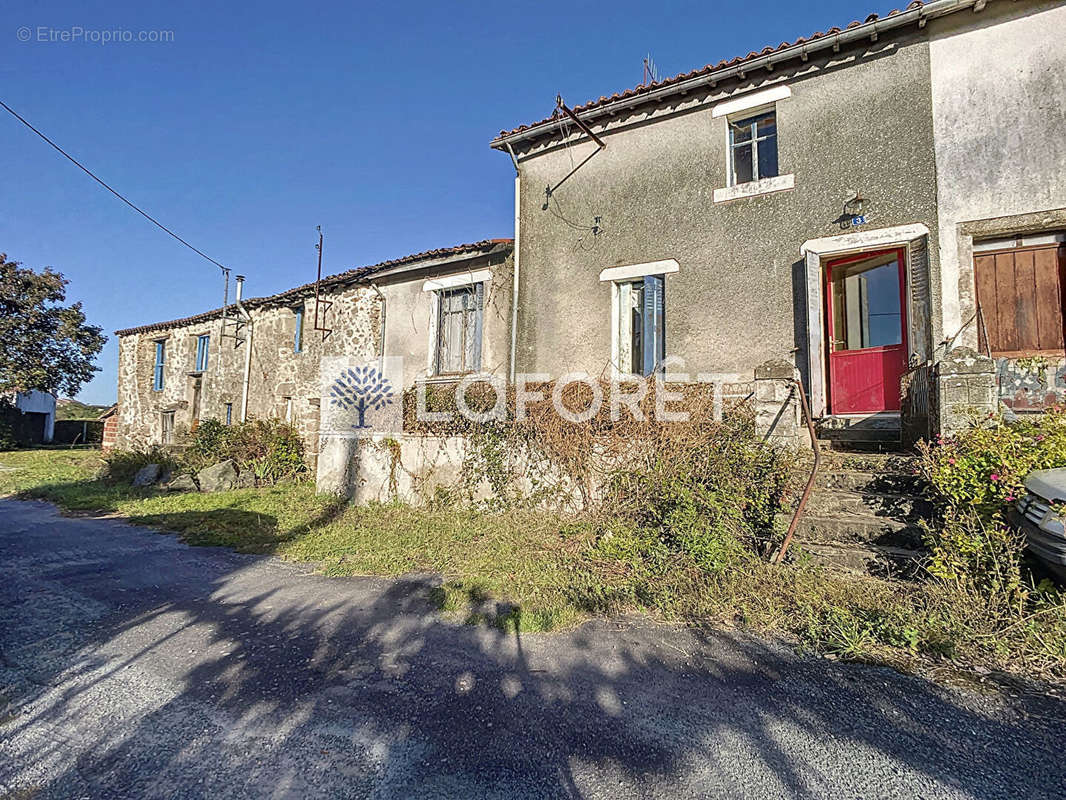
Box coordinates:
[641,274,665,375]
[975,244,1065,357]
[470,282,484,372]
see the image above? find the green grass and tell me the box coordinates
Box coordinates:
[2,448,1065,684]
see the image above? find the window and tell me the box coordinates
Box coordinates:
[153,340,166,391]
[283,396,294,423]
[225,403,233,426]
[293,307,304,353]
[728,110,778,186]
[195,334,210,372]
[435,284,483,375]
[829,252,904,351]
[615,274,665,376]
[975,243,1066,357]
[160,411,175,444]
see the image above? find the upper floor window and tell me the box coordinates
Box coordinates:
[195,334,210,372]
[293,307,304,353]
[728,110,778,186]
[153,340,166,391]
[435,284,483,375]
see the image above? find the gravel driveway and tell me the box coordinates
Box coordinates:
[1,498,1064,799]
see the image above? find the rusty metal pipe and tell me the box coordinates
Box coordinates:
[773,377,819,565]
[556,96,606,149]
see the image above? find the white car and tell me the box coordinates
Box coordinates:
[1012,470,1066,581]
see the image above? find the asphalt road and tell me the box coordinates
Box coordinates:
[2,499,1065,799]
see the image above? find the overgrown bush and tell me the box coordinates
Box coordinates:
[917,408,1066,517]
[604,413,791,569]
[916,409,1066,588]
[183,418,307,483]
[104,446,179,484]
[924,508,1027,608]
[912,408,1066,676]
[404,379,794,565]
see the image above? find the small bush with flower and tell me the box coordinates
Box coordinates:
[913,407,1066,678]
[917,407,1066,519]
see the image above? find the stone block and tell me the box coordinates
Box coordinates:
[317,435,357,498]
[132,463,162,487]
[165,474,198,492]
[936,346,996,376]
[197,459,238,492]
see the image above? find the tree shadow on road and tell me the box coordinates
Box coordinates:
[2,500,1066,798]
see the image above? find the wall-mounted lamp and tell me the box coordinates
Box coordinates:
[844,193,868,218]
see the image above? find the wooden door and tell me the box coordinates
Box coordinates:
[826,248,908,414]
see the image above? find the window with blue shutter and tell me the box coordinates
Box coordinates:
[640,274,666,376]
[617,276,665,377]
[225,403,233,426]
[153,340,166,391]
[195,334,210,372]
[293,307,304,353]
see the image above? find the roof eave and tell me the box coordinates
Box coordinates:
[113,240,513,337]
[490,0,975,151]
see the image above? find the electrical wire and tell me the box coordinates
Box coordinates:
[0,99,231,275]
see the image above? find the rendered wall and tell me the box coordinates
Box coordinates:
[929,1,1066,409]
[511,32,940,388]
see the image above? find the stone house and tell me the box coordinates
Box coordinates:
[112,240,514,469]
[112,0,1066,492]
[491,0,1066,442]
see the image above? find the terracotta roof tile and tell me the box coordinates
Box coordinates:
[114,239,513,337]
[494,1,927,140]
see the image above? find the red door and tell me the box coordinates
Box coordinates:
[826,248,908,414]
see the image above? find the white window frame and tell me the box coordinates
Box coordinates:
[601,260,678,377]
[725,106,778,188]
[711,85,794,203]
[423,270,492,377]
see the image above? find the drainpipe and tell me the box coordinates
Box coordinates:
[507,143,521,384]
[235,275,253,423]
[370,283,386,373]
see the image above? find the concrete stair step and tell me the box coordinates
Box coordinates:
[817,428,901,446]
[782,512,926,549]
[789,542,924,579]
[814,469,925,495]
[813,450,917,474]
[805,489,932,521]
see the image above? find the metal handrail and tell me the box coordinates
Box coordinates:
[772,377,819,565]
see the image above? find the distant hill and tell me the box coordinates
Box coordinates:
[56,398,111,420]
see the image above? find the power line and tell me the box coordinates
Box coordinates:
[0,99,231,274]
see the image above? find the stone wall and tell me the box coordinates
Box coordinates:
[113,245,514,487]
[114,283,381,463]
[995,356,1066,413]
[933,347,998,436]
[928,1,1066,351]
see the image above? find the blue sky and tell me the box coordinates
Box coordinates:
[3,0,881,404]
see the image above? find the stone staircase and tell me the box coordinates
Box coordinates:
[783,449,932,578]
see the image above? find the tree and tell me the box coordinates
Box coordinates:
[328,366,394,429]
[0,253,105,397]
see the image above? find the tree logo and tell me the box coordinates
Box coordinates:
[328,366,395,430]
